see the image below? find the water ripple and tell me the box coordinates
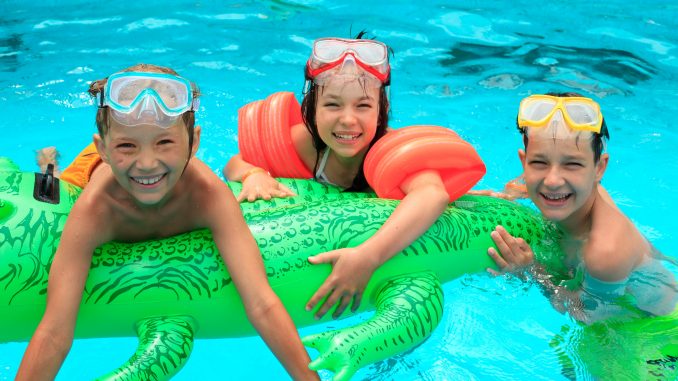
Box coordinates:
[33,17,120,29]
[120,18,189,32]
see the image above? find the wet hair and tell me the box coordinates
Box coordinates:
[300,33,390,192]
[88,63,201,153]
[517,92,610,163]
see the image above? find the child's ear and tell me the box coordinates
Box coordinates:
[595,153,609,182]
[93,134,109,164]
[518,149,527,169]
[190,125,201,157]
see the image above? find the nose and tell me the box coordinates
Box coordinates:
[543,166,565,188]
[135,147,159,171]
[339,108,358,126]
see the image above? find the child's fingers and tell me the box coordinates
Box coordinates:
[278,183,296,197]
[496,226,518,245]
[332,294,351,319]
[246,191,258,202]
[315,289,342,319]
[467,190,494,196]
[260,188,272,200]
[236,191,247,203]
[272,188,293,198]
[495,226,525,256]
[306,279,333,312]
[490,230,514,261]
[307,251,339,265]
[487,247,508,269]
[351,292,363,312]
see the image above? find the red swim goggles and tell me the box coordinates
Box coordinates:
[306,38,390,83]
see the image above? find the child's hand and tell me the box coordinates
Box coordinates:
[487,225,534,275]
[467,189,516,200]
[237,172,296,202]
[467,175,528,201]
[305,247,378,320]
[502,175,528,200]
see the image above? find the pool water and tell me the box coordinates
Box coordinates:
[1,1,677,380]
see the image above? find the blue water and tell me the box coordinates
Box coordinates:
[1,1,676,380]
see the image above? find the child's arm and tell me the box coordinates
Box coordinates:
[16,200,106,381]
[305,170,449,319]
[223,153,295,202]
[203,180,317,380]
[467,174,528,200]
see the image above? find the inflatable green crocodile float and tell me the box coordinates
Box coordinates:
[1,157,675,380]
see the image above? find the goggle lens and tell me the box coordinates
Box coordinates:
[107,73,192,113]
[102,72,196,128]
[308,38,390,83]
[564,101,600,126]
[313,39,387,64]
[519,95,602,132]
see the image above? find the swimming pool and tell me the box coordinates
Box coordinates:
[1,1,676,380]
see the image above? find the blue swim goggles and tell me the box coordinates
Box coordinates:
[100,72,199,128]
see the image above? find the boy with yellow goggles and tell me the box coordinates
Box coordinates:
[518,94,603,133]
[478,91,676,336]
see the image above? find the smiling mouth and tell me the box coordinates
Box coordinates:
[540,192,572,203]
[131,174,166,186]
[332,132,362,141]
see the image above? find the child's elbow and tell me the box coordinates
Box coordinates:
[244,293,279,321]
[33,324,74,358]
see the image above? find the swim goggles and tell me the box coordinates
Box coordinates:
[100,72,198,128]
[306,38,390,83]
[518,95,603,133]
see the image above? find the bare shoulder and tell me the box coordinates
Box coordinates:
[189,158,228,186]
[290,123,315,168]
[63,183,115,249]
[585,203,648,281]
[186,159,239,215]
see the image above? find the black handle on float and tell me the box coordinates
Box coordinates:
[34,163,60,204]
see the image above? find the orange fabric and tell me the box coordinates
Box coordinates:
[364,125,486,201]
[238,92,312,178]
[60,143,102,188]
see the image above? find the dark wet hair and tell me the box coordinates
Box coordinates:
[88,63,200,153]
[517,92,610,163]
[300,32,390,192]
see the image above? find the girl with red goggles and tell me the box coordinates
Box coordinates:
[225,34,483,340]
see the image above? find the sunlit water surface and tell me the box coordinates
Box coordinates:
[1,1,677,380]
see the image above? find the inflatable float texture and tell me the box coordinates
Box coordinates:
[1,157,674,380]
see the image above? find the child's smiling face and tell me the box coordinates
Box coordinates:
[520,114,608,226]
[314,78,380,161]
[97,117,195,207]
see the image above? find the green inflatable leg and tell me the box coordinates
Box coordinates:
[302,272,443,381]
[94,316,195,381]
[550,307,678,381]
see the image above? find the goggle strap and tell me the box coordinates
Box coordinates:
[99,86,105,108]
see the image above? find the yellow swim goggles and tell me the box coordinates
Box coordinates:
[518,95,603,133]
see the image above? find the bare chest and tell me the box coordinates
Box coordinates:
[110,201,203,242]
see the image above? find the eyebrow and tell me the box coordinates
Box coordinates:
[322,93,374,101]
[530,152,587,161]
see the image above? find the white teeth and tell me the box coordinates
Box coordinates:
[132,174,164,185]
[543,193,570,200]
[334,133,360,140]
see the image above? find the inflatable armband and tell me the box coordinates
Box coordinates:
[238,92,312,178]
[364,125,486,200]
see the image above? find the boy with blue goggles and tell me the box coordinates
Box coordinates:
[99,71,199,128]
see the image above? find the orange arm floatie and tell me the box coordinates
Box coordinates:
[238,92,313,179]
[364,126,486,201]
